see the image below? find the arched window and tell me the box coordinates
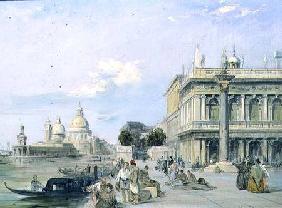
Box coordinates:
[249,99,260,121]
[272,99,282,121]
[209,98,219,121]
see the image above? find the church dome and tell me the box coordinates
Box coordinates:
[52,118,65,135]
[227,46,241,68]
[71,115,89,129]
[228,56,240,63]
[70,104,89,129]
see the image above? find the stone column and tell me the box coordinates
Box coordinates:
[262,95,268,121]
[245,101,250,121]
[238,140,244,162]
[186,102,189,124]
[192,97,195,121]
[261,140,268,163]
[180,106,184,126]
[245,140,251,157]
[194,95,201,120]
[201,139,206,165]
[206,141,210,164]
[201,95,206,120]
[240,95,245,121]
[193,140,201,164]
[215,70,235,162]
[191,139,195,164]
[268,141,273,163]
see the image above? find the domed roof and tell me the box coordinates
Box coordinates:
[227,46,241,63]
[228,55,240,63]
[52,118,65,135]
[70,105,89,129]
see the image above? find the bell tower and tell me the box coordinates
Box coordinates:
[17,125,27,146]
[44,118,52,143]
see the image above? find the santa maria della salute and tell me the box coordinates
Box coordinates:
[12,103,114,157]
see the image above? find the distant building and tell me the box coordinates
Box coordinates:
[120,121,153,159]
[164,46,282,165]
[13,104,114,157]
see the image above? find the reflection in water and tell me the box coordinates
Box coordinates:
[14,196,89,208]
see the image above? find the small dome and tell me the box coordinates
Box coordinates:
[52,118,65,135]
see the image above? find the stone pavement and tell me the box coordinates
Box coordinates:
[119,161,282,208]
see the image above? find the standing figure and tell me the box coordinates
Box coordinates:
[235,159,251,190]
[261,163,270,192]
[169,162,178,185]
[162,159,168,175]
[247,159,267,193]
[129,160,140,205]
[168,156,174,166]
[116,162,130,203]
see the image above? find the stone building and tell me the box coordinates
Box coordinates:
[13,124,78,157]
[13,104,114,157]
[64,104,94,154]
[165,46,282,165]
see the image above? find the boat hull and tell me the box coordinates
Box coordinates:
[4,182,90,198]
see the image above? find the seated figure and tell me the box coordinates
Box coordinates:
[176,170,188,185]
[139,165,162,197]
[86,178,117,208]
[31,175,42,192]
[187,170,197,183]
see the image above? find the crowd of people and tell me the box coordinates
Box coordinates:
[156,156,214,191]
[235,158,270,193]
[85,159,163,207]
[83,155,271,207]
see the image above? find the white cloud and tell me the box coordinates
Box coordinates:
[211,3,265,18]
[167,16,176,22]
[211,5,238,16]
[69,59,141,97]
[239,5,265,17]
[218,0,226,4]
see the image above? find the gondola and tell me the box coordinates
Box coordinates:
[4,177,93,198]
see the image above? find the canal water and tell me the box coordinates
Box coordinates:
[0,156,101,208]
[1,157,282,208]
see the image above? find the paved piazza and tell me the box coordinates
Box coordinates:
[123,161,282,208]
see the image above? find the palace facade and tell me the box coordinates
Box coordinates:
[165,46,282,165]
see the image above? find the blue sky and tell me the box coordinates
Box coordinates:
[0,0,281,146]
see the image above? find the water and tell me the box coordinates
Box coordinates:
[1,158,282,208]
[0,156,99,208]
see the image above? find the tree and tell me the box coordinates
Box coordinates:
[146,128,166,147]
[118,130,134,146]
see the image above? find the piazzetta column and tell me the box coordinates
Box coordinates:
[215,69,235,162]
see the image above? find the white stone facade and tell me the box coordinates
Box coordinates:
[165,47,282,165]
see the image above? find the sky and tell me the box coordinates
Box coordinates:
[0,0,281,147]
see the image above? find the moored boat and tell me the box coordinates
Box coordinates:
[4,177,94,197]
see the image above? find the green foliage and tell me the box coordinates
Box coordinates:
[146,128,166,147]
[118,130,134,146]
